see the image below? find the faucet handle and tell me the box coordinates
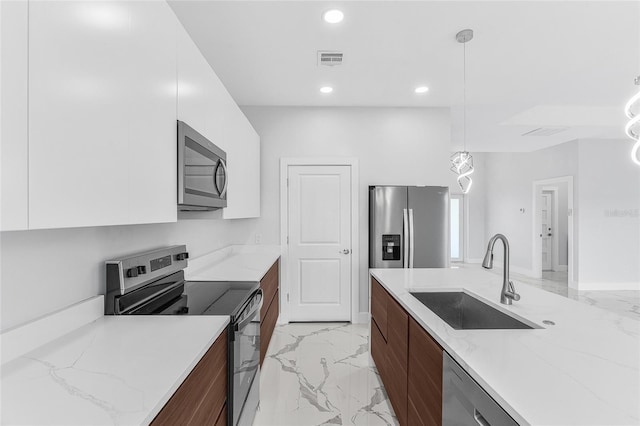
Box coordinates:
[507,281,521,301]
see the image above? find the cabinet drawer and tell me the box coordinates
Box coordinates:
[370,317,387,385]
[260,260,279,321]
[408,318,442,426]
[152,330,227,426]
[371,278,388,340]
[260,289,279,365]
[386,298,408,426]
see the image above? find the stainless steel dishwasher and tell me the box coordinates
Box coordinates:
[443,352,519,426]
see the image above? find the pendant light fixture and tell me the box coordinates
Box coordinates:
[450,29,475,194]
[625,75,640,166]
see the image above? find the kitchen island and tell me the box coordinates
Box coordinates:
[370,266,640,425]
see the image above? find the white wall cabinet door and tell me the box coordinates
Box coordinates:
[177,23,211,141]
[126,2,178,225]
[223,118,260,219]
[1,1,29,231]
[177,21,260,219]
[28,1,177,229]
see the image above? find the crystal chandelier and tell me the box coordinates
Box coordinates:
[625,76,640,166]
[451,29,475,194]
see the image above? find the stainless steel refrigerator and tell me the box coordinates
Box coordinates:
[369,186,450,268]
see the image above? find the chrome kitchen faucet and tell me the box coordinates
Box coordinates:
[482,234,521,305]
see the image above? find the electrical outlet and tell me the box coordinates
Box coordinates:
[255,233,262,244]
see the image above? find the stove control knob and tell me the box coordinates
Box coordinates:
[126,267,138,278]
[175,252,189,261]
[136,265,147,275]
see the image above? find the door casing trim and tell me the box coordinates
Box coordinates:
[532,176,575,288]
[279,157,360,323]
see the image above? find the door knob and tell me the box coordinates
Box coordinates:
[342,249,350,255]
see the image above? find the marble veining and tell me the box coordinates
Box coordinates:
[254,323,398,426]
[370,266,640,425]
[482,266,640,321]
[2,315,229,426]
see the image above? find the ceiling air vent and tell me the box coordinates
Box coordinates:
[318,51,343,66]
[521,127,568,137]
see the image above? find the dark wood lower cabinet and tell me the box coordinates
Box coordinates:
[385,298,408,426]
[260,259,280,366]
[151,329,227,426]
[408,317,443,426]
[371,317,387,384]
[370,277,443,426]
[214,403,227,426]
[260,289,279,365]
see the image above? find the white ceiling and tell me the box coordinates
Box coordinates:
[169,1,640,152]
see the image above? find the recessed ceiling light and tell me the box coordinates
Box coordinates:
[415,86,429,94]
[323,9,344,24]
[320,86,334,94]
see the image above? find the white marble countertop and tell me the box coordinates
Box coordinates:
[370,266,640,426]
[185,244,280,282]
[2,311,229,425]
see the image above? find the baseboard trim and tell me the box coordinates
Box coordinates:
[576,281,640,291]
[353,312,370,324]
[554,265,568,272]
[276,312,370,324]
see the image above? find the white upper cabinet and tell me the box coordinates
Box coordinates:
[2,0,258,230]
[28,1,177,229]
[126,2,178,225]
[177,24,211,142]
[1,1,29,231]
[222,104,260,219]
[177,23,260,219]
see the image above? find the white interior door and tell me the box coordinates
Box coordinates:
[287,165,351,321]
[541,193,553,271]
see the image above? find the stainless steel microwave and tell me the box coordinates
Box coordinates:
[178,120,227,210]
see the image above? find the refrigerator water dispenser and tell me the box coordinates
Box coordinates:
[382,234,401,260]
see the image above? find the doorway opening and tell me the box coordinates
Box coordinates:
[450,194,464,263]
[532,176,575,288]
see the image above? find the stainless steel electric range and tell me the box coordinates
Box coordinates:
[105,245,261,426]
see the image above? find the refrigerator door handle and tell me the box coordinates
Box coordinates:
[403,208,409,268]
[409,208,415,268]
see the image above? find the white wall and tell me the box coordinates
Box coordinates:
[484,138,640,290]
[240,106,452,314]
[0,215,256,331]
[577,139,640,289]
[484,141,579,277]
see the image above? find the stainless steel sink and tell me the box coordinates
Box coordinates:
[410,291,534,330]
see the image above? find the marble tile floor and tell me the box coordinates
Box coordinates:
[253,323,398,426]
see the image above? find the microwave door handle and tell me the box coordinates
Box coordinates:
[219,159,228,198]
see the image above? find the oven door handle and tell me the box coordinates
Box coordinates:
[235,289,263,332]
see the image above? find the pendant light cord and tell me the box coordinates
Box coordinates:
[463,40,467,153]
